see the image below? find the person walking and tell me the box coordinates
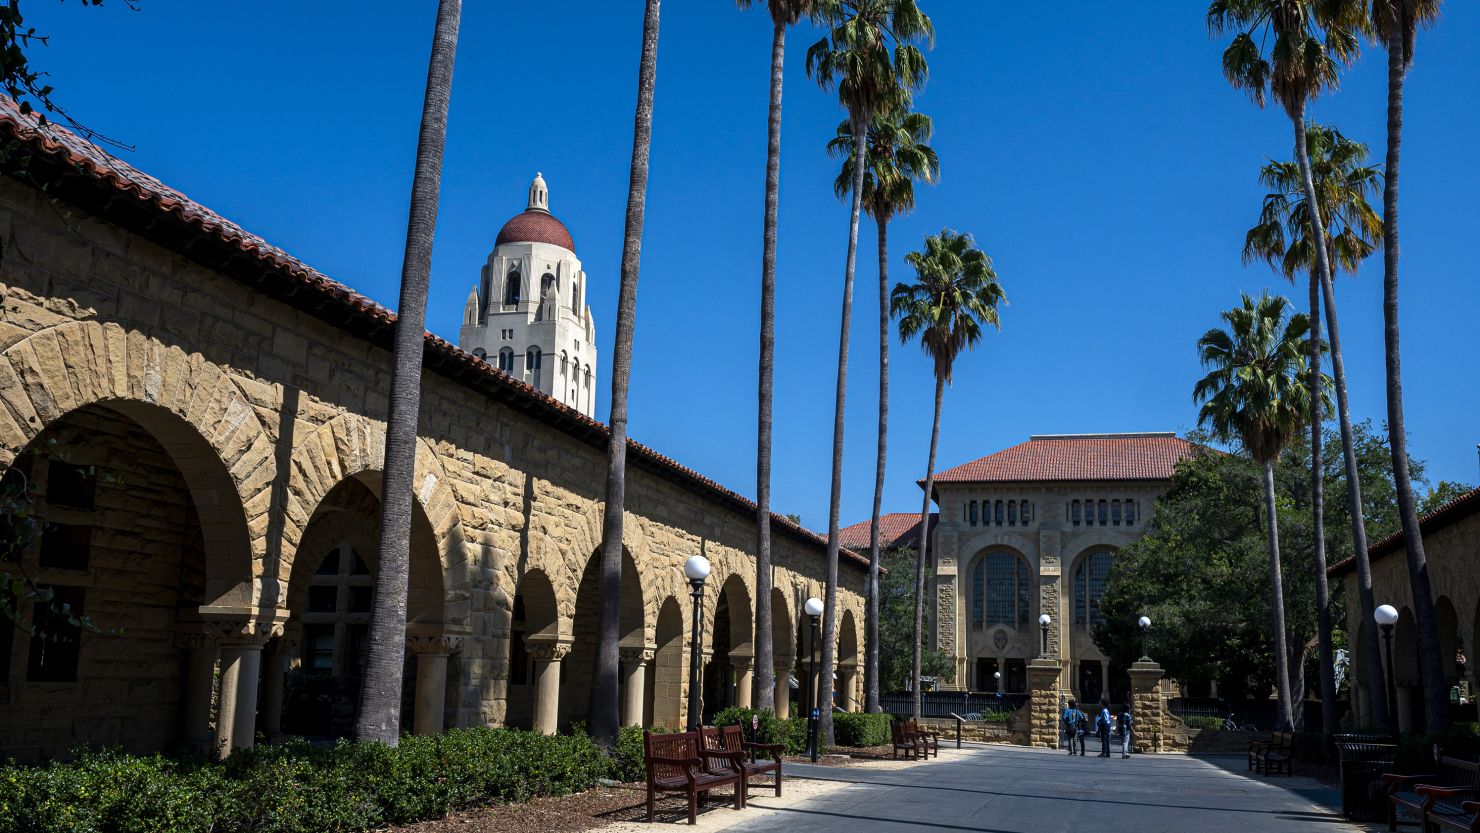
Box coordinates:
[1097,698,1112,757]
[1120,705,1133,758]
[1061,698,1085,756]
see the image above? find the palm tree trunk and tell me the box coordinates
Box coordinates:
[752,17,786,714]
[356,0,461,745]
[911,374,944,722]
[1306,269,1337,736]
[1380,28,1448,733]
[1319,247,1389,733]
[866,214,890,714]
[1261,458,1296,731]
[592,0,661,744]
[1289,105,1338,735]
[819,112,868,747]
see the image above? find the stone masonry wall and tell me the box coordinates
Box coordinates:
[0,174,868,752]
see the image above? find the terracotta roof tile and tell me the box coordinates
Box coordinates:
[931,433,1197,484]
[837,513,937,551]
[1328,487,1480,577]
[0,97,865,572]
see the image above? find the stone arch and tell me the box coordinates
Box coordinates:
[836,608,861,711]
[506,568,561,729]
[1436,595,1462,685]
[282,412,469,631]
[563,544,648,727]
[0,320,271,611]
[1067,545,1119,630]
[650,596,686,729]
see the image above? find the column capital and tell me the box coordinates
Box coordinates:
[620,646,656,664]
[203,618,284,648]
[729,653,755,673]
[526,638,572,662]
[267,635,301,656]
[407,634,464,657]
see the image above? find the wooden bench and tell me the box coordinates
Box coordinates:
[1383,755,1480,832]
[1247,730,1296,776]
[1428,801,1480,832]
[907,719,940,759]
[702,725,785,800]
[890,719,919,760]
[643,729,744,824]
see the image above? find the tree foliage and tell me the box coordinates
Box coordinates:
[1093,422,1427,701]
[876,548,952,691]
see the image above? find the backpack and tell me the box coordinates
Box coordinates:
[1062,709,1080,732]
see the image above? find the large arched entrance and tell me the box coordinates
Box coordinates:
[0,400,254,761]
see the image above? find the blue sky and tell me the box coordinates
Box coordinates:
[23,1,1479,531]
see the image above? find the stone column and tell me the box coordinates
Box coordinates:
[774,660,792,719]
[210,619,281,758]
[1128,659,1166,753]
[621,647,654,727]
[408,634,463,736]
[838,664,859,712]
[259,636,298,740]
[1027,657,1063,748]
[176,632,220,753]
[731,655,755,710]
[529,639,571,735]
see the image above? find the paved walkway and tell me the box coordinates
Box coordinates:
[730,745,1362,833]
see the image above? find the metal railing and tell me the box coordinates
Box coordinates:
[880,691,1026,719]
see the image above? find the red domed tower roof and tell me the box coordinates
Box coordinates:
[495,209,575,251]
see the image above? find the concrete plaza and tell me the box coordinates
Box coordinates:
[732,744,1360,833]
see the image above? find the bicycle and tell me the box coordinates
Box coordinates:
[1221,713,1259,732]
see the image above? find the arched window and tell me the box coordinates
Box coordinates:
[526,347,542,371]
[302,544,374,676]
[560,350,569,374]
[1125,500,1137,525]
[504,271,522,306]
[1073,551,1115,629]
[498,347,515,373]
[968,500,978,526]
[1072,500,1082,526]
[1007,501,1018,526]
[472,347,486,361]
[1111,499,1122,526]
[994,500,1004,525]
[1097,499,1108,526]
[540,273,556,298]
[972,552,1029,628]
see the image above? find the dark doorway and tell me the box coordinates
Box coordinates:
[1078,660,1103,702]
[976,658,1001,692]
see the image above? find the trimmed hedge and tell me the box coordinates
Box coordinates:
[832,713,892,748]
[712,707,808,754]
[0,727,612,833]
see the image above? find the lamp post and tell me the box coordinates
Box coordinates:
[1039,613,1052,657]
[1138,615,1152,662]
[994,670,1003,714]
[684,555,711,732]
[1375,603,1400,742]
[804,596,823,763]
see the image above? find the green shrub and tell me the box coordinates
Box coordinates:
[1181,715,1223,731]
[980,710,1014,724]
[0,727,611,833]
[712,707,807,755]
[832,713,892,748]
[606,725,647,784]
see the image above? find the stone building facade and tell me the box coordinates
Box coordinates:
[1332,488,1480,733]
[458,173,599,418]
[843,433,1194,701]
[0,99,868,762]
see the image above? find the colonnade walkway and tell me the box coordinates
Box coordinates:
[732,744,1360,833]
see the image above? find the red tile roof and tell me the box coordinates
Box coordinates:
[1328,487,1480,577]
[838,513,937,551]
[930,433,1198,484]
[0,97,865,572]
[496,209,575,251]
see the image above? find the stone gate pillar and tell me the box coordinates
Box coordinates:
[1027,657,1063,748]
[1128,659,1166,752]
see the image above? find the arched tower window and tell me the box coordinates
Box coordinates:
[1073,551,1115,629]
[540,273,556,298]
[472,347,486,361]
[504,271,522,306]
[972,552,1029,629]
[526,347,542,371]
[498,347,515,373]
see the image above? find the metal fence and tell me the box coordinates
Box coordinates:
[880,691,1027,719]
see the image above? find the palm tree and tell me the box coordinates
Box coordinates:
[1244,123,1382,735]
[891,229,1003,722]
[1371,0,1447,734]
[1194,292,1328,731]
[827,106,938,713]
[356,0,462,745]
[736,0,818,714]
[806,0,932,745]
[591,0,663,744]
